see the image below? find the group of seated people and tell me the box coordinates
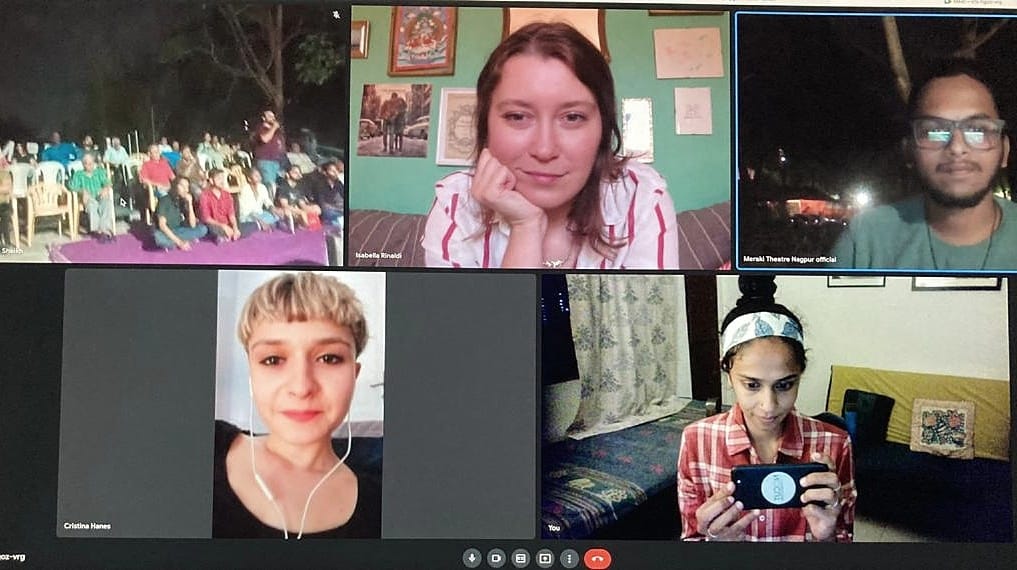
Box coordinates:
[2,132,135,170]
[149,155,345,252]
[2,130,344,249]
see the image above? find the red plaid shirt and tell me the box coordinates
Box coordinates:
[677,405,856,542]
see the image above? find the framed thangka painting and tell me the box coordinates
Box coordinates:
[388,6,457,76]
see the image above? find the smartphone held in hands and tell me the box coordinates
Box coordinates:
[731,462,828,509]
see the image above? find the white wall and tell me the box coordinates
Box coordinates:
[215,270,387,436]
[674,275,694,399]
[716,276,1010,414]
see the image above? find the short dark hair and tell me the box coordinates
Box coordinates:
[719,275,807,373]
[170,176,189,197]
[908,58,1000,120]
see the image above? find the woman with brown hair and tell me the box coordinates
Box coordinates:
[422,22,679,269]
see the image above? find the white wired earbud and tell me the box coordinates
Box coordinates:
[248,374,355,539]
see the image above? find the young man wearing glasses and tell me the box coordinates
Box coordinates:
[831,60,1015,270]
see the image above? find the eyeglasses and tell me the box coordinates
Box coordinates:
[912,117,1006,151]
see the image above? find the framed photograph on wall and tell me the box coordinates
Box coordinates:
[436,88,477,166]
[827,276,885,288]
[357,83,433,158]
[912,277,1002,291]
[503,8,609,61]
[388,6,457,76]
[351,20,370,59]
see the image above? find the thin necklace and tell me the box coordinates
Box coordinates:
[927,200,1001,270]
[543,240,578,269]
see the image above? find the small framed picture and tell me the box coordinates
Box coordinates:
[503,8,609,61]
[912,277,1002,291]
[827,276,886,288]
[389,6,457,76]
[621,98,653,163]
[436,88,477,166]
[351,20,369,59]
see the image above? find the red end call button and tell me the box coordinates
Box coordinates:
[584,548,612,569]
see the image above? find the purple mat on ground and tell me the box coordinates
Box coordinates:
[50,228,328,265]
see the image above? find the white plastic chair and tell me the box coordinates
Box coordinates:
[25,142,39,157]
[1,141,13,162]
[37,161,65,185]
[67,160,84,179]
[10,163,34,198]
[123,158,142,182]
[236,150,253,169]
[6,164,36,246]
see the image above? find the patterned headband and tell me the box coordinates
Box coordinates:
[721,311,804,355]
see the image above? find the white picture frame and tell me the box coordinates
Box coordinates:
[436,87,477,166]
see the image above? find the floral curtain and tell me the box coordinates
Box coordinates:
[566,275,682,438]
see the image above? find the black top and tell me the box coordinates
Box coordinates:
[155,194,187,230]
[275,179,310,206]
[212,420,382,538]
[308,172,345,211]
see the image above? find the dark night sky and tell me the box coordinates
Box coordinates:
[0,0,346,146]
[738,13,1017,201]
[0,1,168,134]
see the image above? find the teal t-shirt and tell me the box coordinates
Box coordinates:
[830,195,1017,270]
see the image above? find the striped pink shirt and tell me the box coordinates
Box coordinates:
[421,161,679,269]
[677,405,856,542]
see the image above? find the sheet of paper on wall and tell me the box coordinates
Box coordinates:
[621,98,654,163]
[674,87,712,135]
[653,27,724,79]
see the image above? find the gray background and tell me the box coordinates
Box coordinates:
[383,273,537,539]
[57,269,218,538]
[56,269,537,539]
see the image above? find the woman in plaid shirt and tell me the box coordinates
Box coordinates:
[677,277,856,541]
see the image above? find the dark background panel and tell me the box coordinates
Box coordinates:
[383,273,537,539]
[57,269,218,538]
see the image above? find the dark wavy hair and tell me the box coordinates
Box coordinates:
[474,22,627,258]
[720,275,807,373]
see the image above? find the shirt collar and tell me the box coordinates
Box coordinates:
[724,405,805,460]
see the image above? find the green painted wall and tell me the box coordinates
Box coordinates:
[349,7,730,215]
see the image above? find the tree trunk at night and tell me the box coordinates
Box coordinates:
[954,19,1008,60]
[882,16,911,104]
[214,4,290,120]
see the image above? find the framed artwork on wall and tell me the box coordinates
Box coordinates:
[388,6,457,76]
[357,83,433,158]
[503,8,609,61]
[827,276,886,288]
[911,277,1002,291]
[436,88,477,166]
[351,20,370,59]
[653,27,724,79]
[621,98,654,163]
